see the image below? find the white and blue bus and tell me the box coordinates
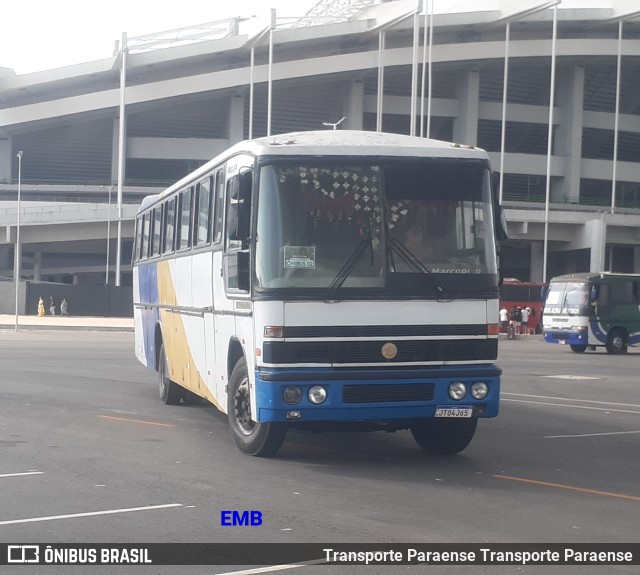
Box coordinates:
[133,130,505,457]
[543,272,640,354]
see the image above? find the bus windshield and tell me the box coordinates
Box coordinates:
[545,281,590,315]
[255,160,497,295]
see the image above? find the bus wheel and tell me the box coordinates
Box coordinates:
[227,359,286,457]
[606,329,628,355]
[570,345,587,353]
[158,344,182,405]
[410,418,478,455]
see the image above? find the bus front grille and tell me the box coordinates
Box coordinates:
[262,339,498,364]
[343,383,435,403]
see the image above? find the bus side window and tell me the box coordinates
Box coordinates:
[195,176,213,247]
[177,187,193,251]
[163,197,176,254]
[598,284,609,307]
[151,206,162,257]
[141,213,151,260]
[133,216,142,263]
[213,169,225,245]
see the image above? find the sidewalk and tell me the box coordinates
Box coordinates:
[0,314,133,331]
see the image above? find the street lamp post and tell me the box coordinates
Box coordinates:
[14,150,23,332]
[106,186,113,285]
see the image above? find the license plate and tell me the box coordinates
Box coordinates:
[559,340,566,344]
[435,407,473,418]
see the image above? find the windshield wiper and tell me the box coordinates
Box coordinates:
[387,238,449,298]
[325,239,373,299]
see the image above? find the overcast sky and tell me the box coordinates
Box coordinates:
[1,0,316,75]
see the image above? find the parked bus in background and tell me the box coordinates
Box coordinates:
[543,272,640,354]
[499,280,546,334]
[132,130,507,457]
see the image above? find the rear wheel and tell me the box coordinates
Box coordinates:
[158,344,182,405]
[606,329,627,355]
[410,418,478,455]
[227,359,286,456]
[570,345,587,353]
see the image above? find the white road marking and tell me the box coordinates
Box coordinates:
[214,560,325,575]
[502,398,640,416]
[543,430,640,439]
[541,375,602,380]
[0,471,44,479]
[0,503,182,526]
[502,392,640,409]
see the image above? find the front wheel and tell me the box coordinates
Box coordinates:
[606,329,627,355]
[410,417,478,455]
[227,359,286,457]
[570,345,587,353]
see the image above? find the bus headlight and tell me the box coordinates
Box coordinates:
[308,385,327,405]
[283,386,302,405]
[448,382,467,400]
[471,381,488,400]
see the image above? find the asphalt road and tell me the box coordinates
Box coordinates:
[1,330,639,575]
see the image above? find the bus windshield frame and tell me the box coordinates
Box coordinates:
[254,156,498,300]
[544,281,591,316]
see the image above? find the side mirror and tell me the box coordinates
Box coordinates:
[227,170,252,247]
[492,171,509,242]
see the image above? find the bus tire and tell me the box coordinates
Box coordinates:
[606,329,628,355]
[158,344,182,405]
[227,359,286,457]
[410,417,478,455]
[570,345,587,353]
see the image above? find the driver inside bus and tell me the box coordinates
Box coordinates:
[402,220,433,263]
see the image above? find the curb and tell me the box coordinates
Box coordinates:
[0,324,134,332]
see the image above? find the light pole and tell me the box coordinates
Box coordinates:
[106,186,113,285]
[14,151,23,332]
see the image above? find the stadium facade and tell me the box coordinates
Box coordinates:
[1,0,640,293]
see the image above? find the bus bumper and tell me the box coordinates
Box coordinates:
[544,329,588,346]
[254,365,501,424]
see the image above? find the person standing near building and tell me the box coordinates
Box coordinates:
[60,298,69,316]
[520,306,529,335]
[49,297,57,316]
[499,307,508,334]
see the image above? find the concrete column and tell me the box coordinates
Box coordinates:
[229,92,245,144]
[633,246,640,273]
[530,243,544,282]
[33,251,43,282]
[587,217,606,272]
[0,138,10,183]
[453,69,480,146]
[111,115,120,185]
[343,78,365,131]
[555,65,584,204]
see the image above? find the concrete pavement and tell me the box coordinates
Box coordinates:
[0,314,133,331]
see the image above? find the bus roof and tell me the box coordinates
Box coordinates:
[549,272,640,283]
[138,130,490,213]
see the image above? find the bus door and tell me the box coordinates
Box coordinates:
[212,157,254,409]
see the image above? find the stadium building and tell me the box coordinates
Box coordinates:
[1,0,640,312]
